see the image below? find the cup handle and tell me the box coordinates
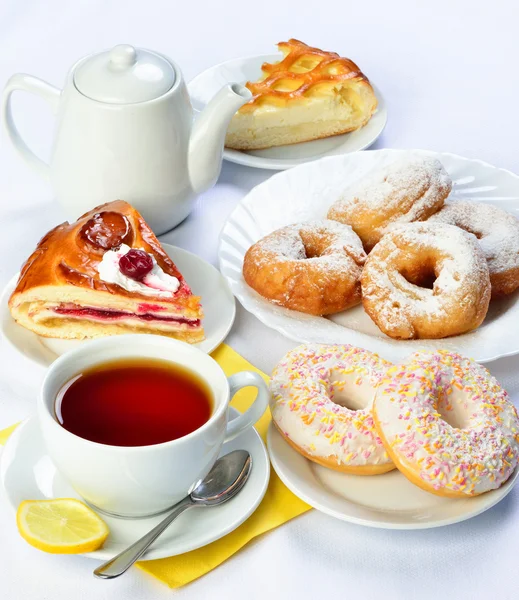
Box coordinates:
[2,74,61,180]
[224,371,269,442]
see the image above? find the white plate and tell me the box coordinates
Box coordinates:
[1,244,235,368]
[219,149,519,363]
[267,422,518,529]
[0,409,269,561]
[188,54,387,170]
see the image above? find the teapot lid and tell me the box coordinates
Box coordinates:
[74,44,175,104]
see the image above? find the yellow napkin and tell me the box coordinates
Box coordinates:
[0,344,310,588]
[0,423,19,445]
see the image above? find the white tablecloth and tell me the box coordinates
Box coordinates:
[1,0,518,597]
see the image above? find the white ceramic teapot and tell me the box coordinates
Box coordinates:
[2,44,251,234]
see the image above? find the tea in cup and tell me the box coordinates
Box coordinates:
[38,335,269,517]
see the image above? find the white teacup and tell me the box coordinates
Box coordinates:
[37,334,269,518]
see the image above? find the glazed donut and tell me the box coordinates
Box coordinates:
[373,350,519,496]
[243,220,366,315]
[327,156,452,251]
[361,222,491,339]
[270,344,395,474]
[428,201,519,297]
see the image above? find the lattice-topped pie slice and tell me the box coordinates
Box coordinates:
[225,39,378,150]
[9,200,204,342]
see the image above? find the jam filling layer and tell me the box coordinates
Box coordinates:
[53,306,201,327]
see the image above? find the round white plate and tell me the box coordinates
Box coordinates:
[268,422,518,529]
[1,244,235,368]
[188,54,387,170]
[0,409,269,561]
[219,149,519,363]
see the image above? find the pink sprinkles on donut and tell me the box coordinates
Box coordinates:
[270,344,393,468]
[375,350,519,495]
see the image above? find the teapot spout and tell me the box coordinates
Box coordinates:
[188,83,252,194]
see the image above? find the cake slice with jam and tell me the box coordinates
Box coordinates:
[9,200,204,343]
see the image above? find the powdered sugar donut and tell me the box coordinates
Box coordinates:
[327,156,452,251]
[243,220,366,315]
[270,344,395,474]
[373,350,519,497]
[428,201,519,297]
[361,222,491,339]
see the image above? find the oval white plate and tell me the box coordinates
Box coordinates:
[188,54,387,170]
[0,411,269,560]
[218,149,519,363]
[268,422,517,529]
[1,244,235,367]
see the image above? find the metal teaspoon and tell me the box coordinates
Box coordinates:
[94,449,252,579]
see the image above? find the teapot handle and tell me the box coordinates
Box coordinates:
[2,74,61,181]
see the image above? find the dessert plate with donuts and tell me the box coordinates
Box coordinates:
[267,343,519,529]
[189,39,387,170]
[219,149,519,363]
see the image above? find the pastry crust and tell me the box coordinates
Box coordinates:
[327,157,452,252]
[243,220,366,315]
[9,200,204,342]
[361,223,490,339]
[225,39,377,150]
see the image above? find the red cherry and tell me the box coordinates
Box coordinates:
[119,249,153,281]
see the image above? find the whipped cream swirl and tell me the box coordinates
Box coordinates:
[97,244,180,297]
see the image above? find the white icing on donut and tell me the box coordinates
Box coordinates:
[270,344,393,468]
[374,350,519,495]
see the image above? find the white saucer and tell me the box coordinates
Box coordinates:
[188,54,387,170]
[0,244,235,368]
[0,408,269,561]
[267,423,518,530]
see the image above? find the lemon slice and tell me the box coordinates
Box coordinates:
[17,498,109,554]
